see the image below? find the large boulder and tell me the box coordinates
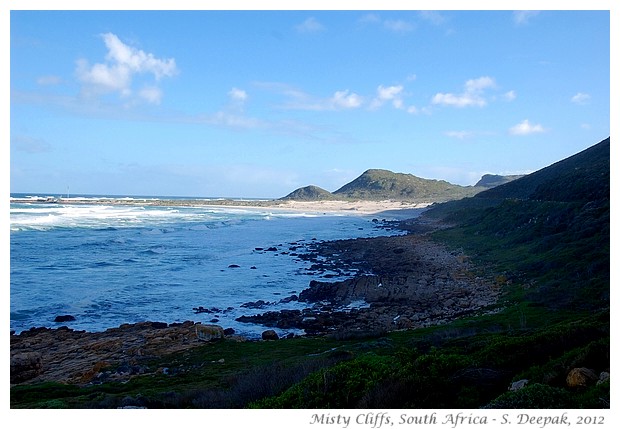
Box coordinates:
[194,324,225,342]
[566,367,598,388]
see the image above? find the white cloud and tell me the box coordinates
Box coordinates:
[571,92,591,104]
[330,90,363,109]
[432,76,496,108]
[503,90,517,101]
[384,19,414,33]
[370,85,405,109]
[465,76,496,92]
[509,119,546,135]
[229,87,248,102]
[358,14,415,34]
[138,86,163,104]
[270,82,363,111]
[418,11,446,26]
[76,32,177,104]
[513,11,541,26]
[432,92,485,108]
[445,131,473,139]
[295,17,325,33]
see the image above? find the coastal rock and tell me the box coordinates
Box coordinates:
[509,379,529,391]
[10,321,224,385]
[597,371,610,385]
[261,330,279,340]
[279,294,298,304]
[241,300,270,309]
[195,324,225,342]
[566,367,598,388]
[10,352,43,383]
[54,315,76,323]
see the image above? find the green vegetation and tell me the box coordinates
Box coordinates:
[11,309,609,409]
[280,185,336,201]
[11,138,609,409]
[332,169,480,201]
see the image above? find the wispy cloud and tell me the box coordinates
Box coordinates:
[432,76,496,108]
[445,130,473,140]
[295,17,325,33]
[383,19,414,33]
[418,11,447,26]
[76,32,178,104]
[138,86,163,104]
[36,75,62,86]
[513,11,540,26]
[358,13,414,33]
[262,82,362,111]
[509,119,546,135]
[571,92,591,104]
[503,90,517,102]
[11,135,53,153]
[330,90,364,109]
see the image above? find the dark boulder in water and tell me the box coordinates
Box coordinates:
[54,315,76,323]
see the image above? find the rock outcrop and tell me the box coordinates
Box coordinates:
[10,321,238,386]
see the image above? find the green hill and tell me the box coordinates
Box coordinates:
[280,185,335,201]
[332,169,479,201]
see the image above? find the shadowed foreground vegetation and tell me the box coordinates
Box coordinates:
[10,308,609,409]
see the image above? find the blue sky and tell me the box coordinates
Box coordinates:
[8,6,612,198]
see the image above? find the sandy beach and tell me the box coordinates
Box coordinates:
[253,200,432,219]
[11,195,432,219]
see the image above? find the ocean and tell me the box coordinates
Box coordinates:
[9,194,422,338]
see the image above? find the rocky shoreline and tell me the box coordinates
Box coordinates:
[236,231,501,337]
[11,217,502,386]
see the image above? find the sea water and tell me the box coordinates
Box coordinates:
[10,195,421,338]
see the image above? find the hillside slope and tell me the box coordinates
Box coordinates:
[475,137,609,202]
[423,137,610,311]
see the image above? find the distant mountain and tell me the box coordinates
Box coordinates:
[280,185,335,201]
[332,169,479,201]
[475,174,524,188]
[282,169,487,202]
